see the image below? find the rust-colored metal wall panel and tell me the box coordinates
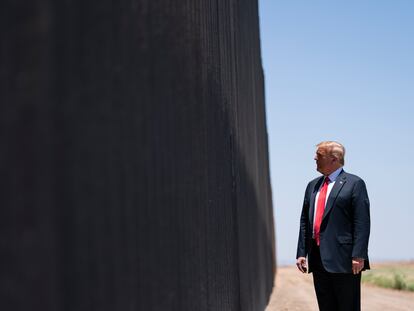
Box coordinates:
[0,1,275,310]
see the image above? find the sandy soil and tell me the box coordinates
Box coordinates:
[265,266,414,311]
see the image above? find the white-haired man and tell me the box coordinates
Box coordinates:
[296,141,370,311]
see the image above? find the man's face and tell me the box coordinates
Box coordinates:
[314,146,336,175]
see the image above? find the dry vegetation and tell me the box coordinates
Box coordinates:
[362,261,414,291]
[266,263,414,311]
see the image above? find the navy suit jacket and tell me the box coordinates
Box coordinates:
[296,169,371,273]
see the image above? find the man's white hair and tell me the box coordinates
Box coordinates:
[317,141,345,165]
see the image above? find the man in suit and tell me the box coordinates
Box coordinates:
[296,141,370,311]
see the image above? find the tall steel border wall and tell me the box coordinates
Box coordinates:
[0,1,275,310]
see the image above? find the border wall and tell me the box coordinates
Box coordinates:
[0,1,275,310]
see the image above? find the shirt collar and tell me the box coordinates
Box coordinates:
[326,167,343,182]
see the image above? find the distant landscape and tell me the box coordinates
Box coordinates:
[362,261,414,292]
[267,262,414,311]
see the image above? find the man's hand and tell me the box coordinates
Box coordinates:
[352,257,365,274]
[296,257,307,273]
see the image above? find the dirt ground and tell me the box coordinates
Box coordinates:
[265,266,414,311]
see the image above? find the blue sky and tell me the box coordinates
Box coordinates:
[259,1,414,264]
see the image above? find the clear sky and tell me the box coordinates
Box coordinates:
[259,1,414,265]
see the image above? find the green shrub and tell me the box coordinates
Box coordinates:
[362,263,414,292]
[393,273,407,290]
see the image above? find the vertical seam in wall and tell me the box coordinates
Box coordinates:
[226,0,242,309]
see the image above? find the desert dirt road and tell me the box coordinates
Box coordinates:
[265,266,414,311]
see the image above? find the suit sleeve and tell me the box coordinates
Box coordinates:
[351,179,371,259]
[296,183,311,259]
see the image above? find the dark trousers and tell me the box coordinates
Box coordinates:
[311,240,361,311]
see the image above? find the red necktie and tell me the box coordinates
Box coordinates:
[314,177,330,246]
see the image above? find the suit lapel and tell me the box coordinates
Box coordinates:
[309,177,324,227]
[322,171,347,220]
